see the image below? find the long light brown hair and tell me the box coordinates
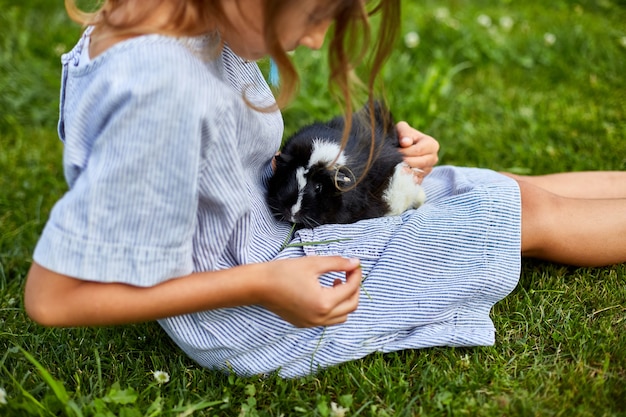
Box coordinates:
[65,0,401,172]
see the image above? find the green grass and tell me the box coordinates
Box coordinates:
[1,0,625,415]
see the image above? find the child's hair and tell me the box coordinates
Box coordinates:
[64,0,400,172]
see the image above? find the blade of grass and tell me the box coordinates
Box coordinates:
[19,347,84,417]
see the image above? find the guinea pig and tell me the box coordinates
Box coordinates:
[267,102,426,228]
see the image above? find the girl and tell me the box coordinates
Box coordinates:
[25,0,626,378]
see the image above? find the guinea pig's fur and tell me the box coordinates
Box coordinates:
[267,102,426,228]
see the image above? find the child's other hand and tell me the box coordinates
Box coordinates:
[258,256,362,328]
[396,121,439,183]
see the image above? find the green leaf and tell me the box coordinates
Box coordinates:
[339,394,353,408]
[145,395,163,417]
[102,386,138,406]
[244,384,256,397]
[316,400,330,417]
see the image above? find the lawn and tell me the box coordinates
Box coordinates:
[1,0,625,415]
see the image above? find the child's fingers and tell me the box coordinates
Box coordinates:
[313,256,361,276]
[403,154,437,173]
[313,256,362,324]
[396,121,416,143]
[320,290,359,321]
[396,121,440,178]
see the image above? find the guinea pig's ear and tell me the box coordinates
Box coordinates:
[274,152,292,165]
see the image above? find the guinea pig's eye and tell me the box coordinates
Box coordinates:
[314,183,323,193]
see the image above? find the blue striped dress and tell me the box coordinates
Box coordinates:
[33,31,521,378]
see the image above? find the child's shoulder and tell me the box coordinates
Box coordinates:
[91,35,217,77]
[68,34,235,109]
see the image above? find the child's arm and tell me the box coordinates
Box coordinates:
[24,256,362,328]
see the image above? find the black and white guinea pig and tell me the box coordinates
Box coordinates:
[267,102,426,228]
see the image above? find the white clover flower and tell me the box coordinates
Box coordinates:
[477,14,492,28]
[519,106,534,119]
[0,387,7,405]
[404,31,420,48]
[152,370,170,385]
[53,44,66,56]
[499,16,514,32]
[330,401,348,417]
[458,354,471,370]
[544,32,557,46]
[619,36,626,49]
[434,7,450,21]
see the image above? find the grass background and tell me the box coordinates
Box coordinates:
[1,0,625,415]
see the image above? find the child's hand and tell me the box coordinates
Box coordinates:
[258,256,362,328]
[396,121,440,183]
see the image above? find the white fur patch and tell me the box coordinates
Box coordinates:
[309,140,347,168]
[289,166,308,221]
[383,163,426,215]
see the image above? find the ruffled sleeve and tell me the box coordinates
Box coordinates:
[34,37,238,286]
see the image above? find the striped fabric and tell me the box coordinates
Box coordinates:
[34,32,522,378]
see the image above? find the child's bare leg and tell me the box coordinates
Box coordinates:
[502,171,626,199]
[518,180,626,266]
